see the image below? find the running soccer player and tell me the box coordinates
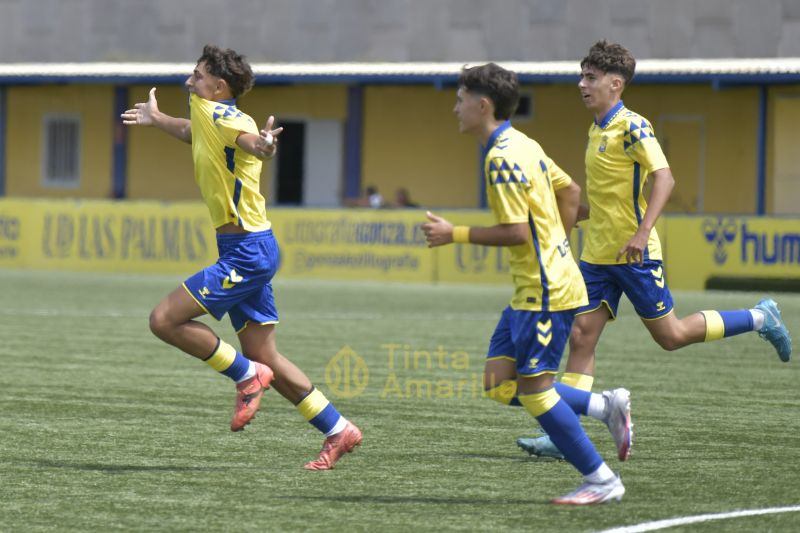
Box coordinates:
[518,40,792,459]
[423,62,632,504]
[121,45,361,470]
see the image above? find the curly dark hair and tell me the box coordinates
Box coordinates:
[581,40,636,86]
[458,63,519,121]
[197,44,255,98]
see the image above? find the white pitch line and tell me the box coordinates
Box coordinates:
[595,505,800,533]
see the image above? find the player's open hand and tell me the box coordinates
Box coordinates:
[256,115,284,157]
[422,211,454,248]
[121,87,159,126]
[616,229,648,265]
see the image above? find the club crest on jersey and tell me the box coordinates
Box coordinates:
[598,135,608,153]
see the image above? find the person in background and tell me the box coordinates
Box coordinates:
[366,185,385,208]
[345,185,385,208]
[393,187,419,208]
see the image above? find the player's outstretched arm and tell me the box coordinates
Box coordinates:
[422,211,527,248]
[236,115,284,160]
[120,87,191,144]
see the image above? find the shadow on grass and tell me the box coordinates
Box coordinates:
[458,452,558,462]
[275,494,543,505]
[26,458,231,474]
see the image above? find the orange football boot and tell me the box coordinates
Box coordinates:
[230,363,274,432]
[303,422,363,470]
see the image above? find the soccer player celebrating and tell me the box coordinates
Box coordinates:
[423,62,633,504]
[121,45,361,470]
[518,40,792,460]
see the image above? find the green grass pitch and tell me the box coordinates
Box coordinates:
[1,269,798,532]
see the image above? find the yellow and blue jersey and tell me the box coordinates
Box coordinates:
[582,101,669,264]
[484,121,588,312]
[189,93,271,232]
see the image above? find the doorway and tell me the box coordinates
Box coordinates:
[657,115,705,213]
[272,119,344,206]
[275,121,305,205]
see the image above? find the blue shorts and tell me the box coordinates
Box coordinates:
[486,306,576,377]
[576,260,673,320]
[184,229,280,332]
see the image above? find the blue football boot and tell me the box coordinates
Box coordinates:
[755,299,792,362]
[516,431,565,460]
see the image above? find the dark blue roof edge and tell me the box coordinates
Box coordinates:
[0,72,799,86]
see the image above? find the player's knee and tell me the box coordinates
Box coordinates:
[568,332,583,351]
[148,308,171,340]
[569,325,594,352]
[652,331,682,351]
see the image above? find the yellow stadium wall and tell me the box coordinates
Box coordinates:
[359,83,764,213]
[125,86,195,201]
[621,84,760,214]
[361,86,481,208]
[6,86,114,198]
[767,84,800,215]
[513,85,589,192]
[1,81,788,216]
[360,84,593,209]
[2,199,798,291]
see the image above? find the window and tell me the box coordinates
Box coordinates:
[514,92,533,121]
[42,114,80,188]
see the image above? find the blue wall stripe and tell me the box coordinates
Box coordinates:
[0,86,7,196]
[478,146,487,208]
[756,85,767,215]
[112,86,128,198]
[1,73,799,87]
[344,85,363,200]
